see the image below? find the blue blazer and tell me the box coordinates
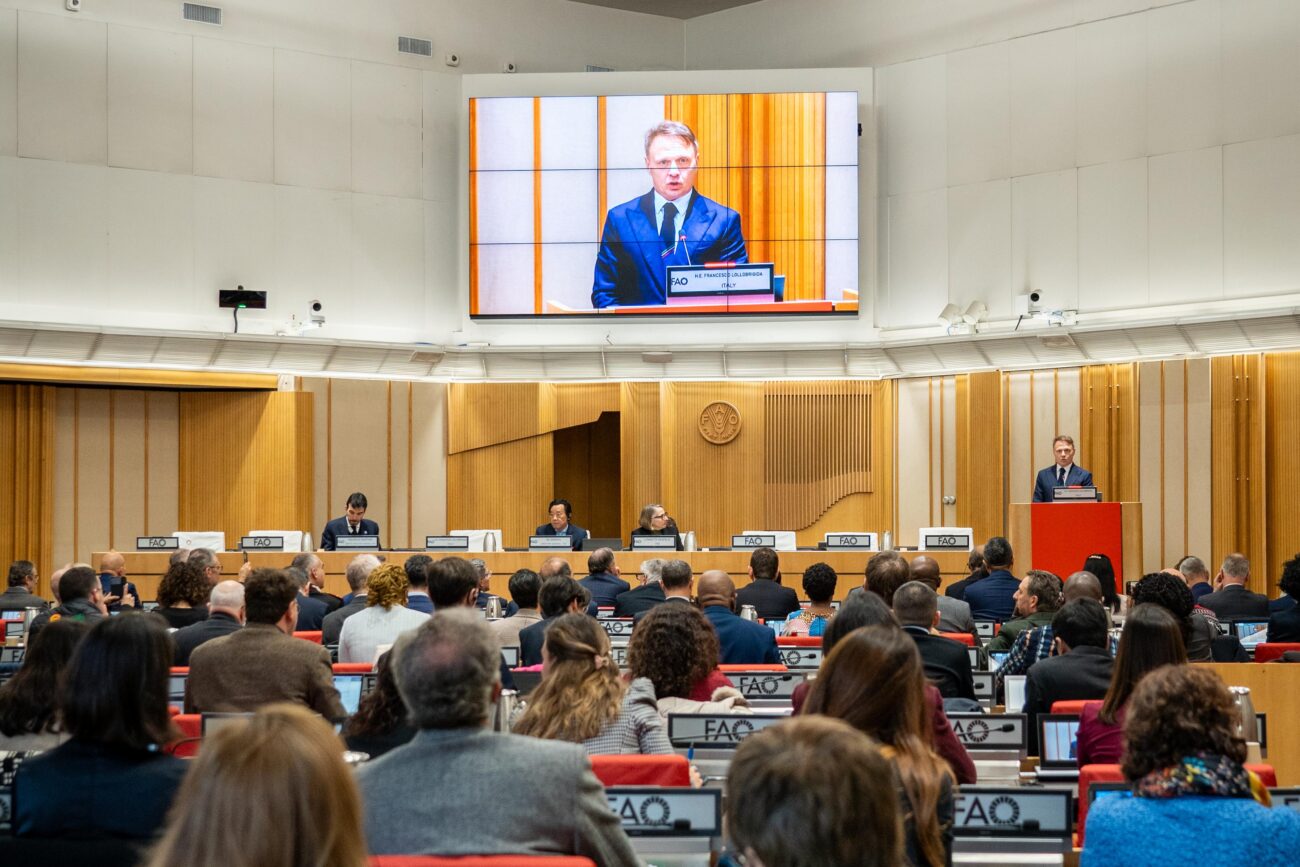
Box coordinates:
[1032,465,1094,502]
[320,516,381,551]
[579,571,631,608]
[702,605,781,666]
[591,191,747,308]
[533,522,589,551]
[964,569,1022,622]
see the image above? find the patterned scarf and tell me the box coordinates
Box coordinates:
[1135,752,1271,805]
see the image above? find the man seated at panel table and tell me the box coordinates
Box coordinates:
[320,491,382,551]
[736,546,800,621]
[698,570,781,666]
[534,498,589,552]
[356,609,640,864]
[963,536,1020,622]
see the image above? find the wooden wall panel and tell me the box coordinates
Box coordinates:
[411,383,448,542]
[1186,359,1213,562]
[1080,363,1140,504]
[619,382,662,531]
[1211,354,1268,594]
[556,383,619,431]
[0,384,54,591]
[448,383,545,454]
[1006,372,1033,502]
[1265,352,1300,596]
[956,371,1004,544]
[112,391,147,549]
[447,435,554,545]
[75,390,112,562]
[1138,362,1164,571]
[145,392,180,538]
[940,377,957,526]
[327,380,391,540]
[895,378,932,545]
[302,377,331,540]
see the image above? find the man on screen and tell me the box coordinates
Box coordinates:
[591,121,747,308]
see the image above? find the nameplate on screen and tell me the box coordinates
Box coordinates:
[947,713,1028,751]
[336,535,379,550]
[600,618,634,637]
[824,532,878,551]
[0,647,25,664]
[136,536,180,550]
[5,621,25,639]
[732,672,804,700]
[240,535,284,551]
[425,535,470,551]
[500,646,519,667]
[952,787,1071,838]
[631,536,676,550]
[972,671,995,701]
[667,713,787,747]
[666,263,774,297]
[605,787,722,836]
[732,534,777,550]
[778,646,823,670]
[529,535,573,551]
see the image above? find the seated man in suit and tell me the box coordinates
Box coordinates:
[632,559,695,625]
[910,554,978,643]
[893,581,976,701]
[591,121,747,309]
[519,575,591,667]
[186,568,344,720]
[173,579,244,666]
[697,570,780,666]
[402,554,434,614]
[534,498,589,551]
[323,554,380,645]
[291,552,343,614]
[613,558,668,617]
[319,491,381,551]
[1022,598,1113,754]
[356,609,639,864]
[736,547,800,621]
[986,570,1063,653]
[579,547,630,609]
[1200,552,1270,620]
[287,565,329,631]
[1268,554,1300,642]
[1032,435,1094,502]
[964,536,1021,622]
[0,559,50,613]
[95,551,140,612]
[489,569,543,651]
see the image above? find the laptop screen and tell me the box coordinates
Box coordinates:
[1003,675,1027,713]
[168,674,187,712]
[334,674,364,716]
[1038,714,1081,768]
[1234,621,1268,649]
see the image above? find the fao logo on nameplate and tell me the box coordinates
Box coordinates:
[699,401,741,444]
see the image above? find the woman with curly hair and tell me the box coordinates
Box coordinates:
[155,560,211,629]
[338,563,428,664]
[784,562,838,637]
[1081,665,1300,866]
[341,651,414,758]
[1130,571,1246,662]
[513,613,671,755]
[627,603,750,716]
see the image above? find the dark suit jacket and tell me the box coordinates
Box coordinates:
[295,592,329,631]
[903,625,976,700]
[172,611,242,666]
[186,622,345,720]
[407,592,434,614]
[964,570,1021,622]
[320,516,381,551]
[592,190,748,308]
[310,586,344,614]
[534,522,590,551]
[322,594,367,645]
[1267,605,1300,643]
[580,571,631,608]
[1269,595,1297,613]
[944,571,987,601]
[633,594,695,625]
[1200,584,1270,620]
[0,585,49,613]
[735,579,800,621]
[702,605,781,665]
[1032,464,1095,502]
[613,582,666,617]
[97,572,140,612]
[1023,644,1113,754]
[628,527,684,551]
[519,615,560,667]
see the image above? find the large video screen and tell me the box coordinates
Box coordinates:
[469,92,859,317]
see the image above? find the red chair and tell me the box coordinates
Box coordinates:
[370,858,597,867]
[589,754,691,788]
[939,632,976,647]
[1050,699,1100,715]
[167,714,203,758]
[170,666,190,676]
[333,662,374,674]
[718,663,788,672]
[776,636,821,647]
[293,630,324,644]
[1254,642,1300,663]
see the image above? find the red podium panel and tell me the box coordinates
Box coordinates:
[1029,502,1125,587]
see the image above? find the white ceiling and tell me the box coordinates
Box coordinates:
[564,0,765,20]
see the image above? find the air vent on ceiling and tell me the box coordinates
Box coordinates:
[585,64,615,72]
[183,3,222,25]
[398,36,433,57]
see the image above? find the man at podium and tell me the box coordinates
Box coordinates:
[1032,435,1093,502]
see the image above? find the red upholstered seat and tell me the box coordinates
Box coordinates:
[333,662,374,673]
[589,754,691,788]
[1050,699,1099,715]
[1254,642,1300,663]
[370,858,597,866]
[293,630,323,644]
[167,714,203,758]
[169,666,189,675]
[718,663,788,672]
[939,632,976,647]
[776,636,821,647]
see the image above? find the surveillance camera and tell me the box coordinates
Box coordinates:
[309,300,325,325]
[444,53,460,67]
[65,0,81,10]
[1028,290,1042,304]
[502,62,517,73]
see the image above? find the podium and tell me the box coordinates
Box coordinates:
[1007,502,1142,588]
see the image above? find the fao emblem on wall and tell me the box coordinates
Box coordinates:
[698,401,742,444]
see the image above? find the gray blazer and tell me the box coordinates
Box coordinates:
[357,727,639,865]
[937,595,980,644]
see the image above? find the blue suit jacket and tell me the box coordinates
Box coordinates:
[964,570,1021,622]
[591,191,747,308]
[1032,465,1095,502]
[702,605,781,666]
[579,571,631,608]
[533,522,589,551]
[320,516,381,551]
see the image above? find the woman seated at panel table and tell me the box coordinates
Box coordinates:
[1081,665,1300,867]
[629,503,684,551]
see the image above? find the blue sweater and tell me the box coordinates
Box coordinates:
[1082,795,1300,867]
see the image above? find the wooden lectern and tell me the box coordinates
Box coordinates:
[1008,502,1142,588]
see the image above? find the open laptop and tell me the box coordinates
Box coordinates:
[1036,713,1081,780]
[581,537,623,551]
[1233,620,1269,653]
[333,674,365,716]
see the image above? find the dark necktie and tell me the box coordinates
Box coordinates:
[660,202,677,252]
[1057,466,1066,486]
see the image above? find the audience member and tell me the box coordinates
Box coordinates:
[1200,552,1269,620]
[632,558,695,625]
[725,716,902,867]
[804,624,955,867]
[14,614,186,839]
[630,502,684,550]
[578,547,630,609]
[520,574,591,666]
[471,557,506,611]
[911,554,977,640]
[172,580,244,666]
[402,554,434,613]
[428,557,479,609]
[339,563,429,664]
[47,562,73,604]
[986,570,1063,653]
[1081,665,1300,867]
[943,546,987,601]
[342,652,415,759]
[490,568,543,650]
[292,552,343,614]
[168,548,191,568]
[1076,604,1186,767]
[514,613,671,755]
[187,548,222,586]
[613,557,667,616]
[538,556,571,581]
[27,565,105,638]
[1080,552,1121,611]
[186,568,345,720]
[0,619,89,750]
[356,609,640,864]
[1131,571,1248,662]
[964,536,1019,621]
[893,581,975,702]
[1176,554,1214,602]
[698,570,781,665]
[629,603,750,716]
[859,550,911,607]
[1267,553,1300,642]
[323,554,380,645]
[784,562,837,637]
[288,565,329,631]
[145,704,368,867]
[96,551,140,611]
[996,570,1103,683]
[1023,599,1113,754]
[0,559,49,613]
[735,546,799,620]
[154,560,211,629]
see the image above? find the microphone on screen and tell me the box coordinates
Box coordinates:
[679,234,693,266]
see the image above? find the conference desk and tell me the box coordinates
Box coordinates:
[93,549,972,601]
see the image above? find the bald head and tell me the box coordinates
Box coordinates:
[538,557,571,580]
[101,551,125,575]
[209,579,246,623]
[909,555,941,590]
[1064,571,1103,603]
[697,570,736,607]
